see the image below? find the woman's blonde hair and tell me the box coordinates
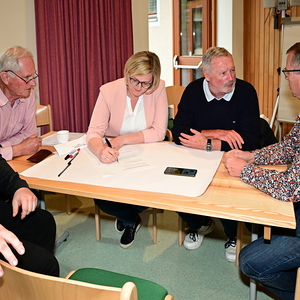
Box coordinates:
[124,51,161,94]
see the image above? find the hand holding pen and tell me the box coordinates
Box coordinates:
[58,149,80,177]
[104,138,119,163]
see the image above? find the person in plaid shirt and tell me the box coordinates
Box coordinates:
[225,42,300,300]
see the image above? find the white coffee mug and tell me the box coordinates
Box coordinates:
[57,130,69,144]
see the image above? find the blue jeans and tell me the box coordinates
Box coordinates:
[95,199,147,227]
[239,202,300,300]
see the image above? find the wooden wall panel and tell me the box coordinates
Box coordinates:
[244,1,300,128]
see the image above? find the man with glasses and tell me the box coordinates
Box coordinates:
[0,46,41,161]
[224,42,300,300]
[282,68,300,78]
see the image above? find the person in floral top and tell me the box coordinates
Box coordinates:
[224,42,300,300]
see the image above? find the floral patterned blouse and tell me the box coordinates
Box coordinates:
[241,114,300,202]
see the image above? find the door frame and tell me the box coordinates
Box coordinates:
[172,0,216,85]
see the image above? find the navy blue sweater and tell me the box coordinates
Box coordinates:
[172,77,260,152]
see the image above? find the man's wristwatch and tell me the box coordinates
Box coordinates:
[205,139,212,152]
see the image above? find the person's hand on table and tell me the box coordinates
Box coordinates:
[202,129,244,150]
[12,133,42,157]
[225,149,255,162]
[0,224,25,276]
[179,129,207,149]
[224,156,247,177]
[98,145,119,164]
[224,150,254,177]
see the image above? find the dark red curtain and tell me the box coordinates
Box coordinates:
[34,0,134,133]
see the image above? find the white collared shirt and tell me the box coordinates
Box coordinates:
[203,79,234,102]
[120,95,147,135]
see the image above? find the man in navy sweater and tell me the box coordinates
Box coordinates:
[172,46,260,262]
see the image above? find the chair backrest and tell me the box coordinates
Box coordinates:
[36,104,53,132]
[166,86,185,117]
[165,86,185,141]
[0,260,138,300]
[258,117,278,149]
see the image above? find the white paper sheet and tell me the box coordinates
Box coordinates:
[21,143,223,197]
[53,134,87,156]
[100,148,151,176]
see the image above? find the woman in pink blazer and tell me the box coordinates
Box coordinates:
[87,51,168,248]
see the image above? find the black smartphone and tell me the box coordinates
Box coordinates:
[164,167,197,177]
[27,149,52,163]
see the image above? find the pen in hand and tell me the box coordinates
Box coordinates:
[105,138,119,162]
[58,149,80,177]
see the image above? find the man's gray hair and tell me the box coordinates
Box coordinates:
[0,46,33,73]
[202,47,232,73]
[286,42,300,69]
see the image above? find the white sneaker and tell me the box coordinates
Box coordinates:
[183,220,215,250]
[225,239,236,262]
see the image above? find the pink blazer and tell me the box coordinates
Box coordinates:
[87,78,168,143]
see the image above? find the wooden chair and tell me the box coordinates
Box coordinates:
[166,85,185,116]
[94,205,159,243]
[165,86,185,141]
[36,104,53,132]
[0,259,138,300]
[67,267,174,300]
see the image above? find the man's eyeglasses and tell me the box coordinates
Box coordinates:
[129,77,152,89]
[4,70,39,84]
[282,68,300,78]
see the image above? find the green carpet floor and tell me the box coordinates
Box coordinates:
[45,193,279,300]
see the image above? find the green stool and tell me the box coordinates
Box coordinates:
[68,268,173,300]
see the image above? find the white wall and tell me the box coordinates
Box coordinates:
[216,0,244,78]
[0,0,37,62]
[0,0,38,100]
[132,0,149,52]
[148,0,173,87]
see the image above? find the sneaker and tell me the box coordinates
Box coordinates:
[115,219,125,233]
[120,216,141,249]
[225,239,236,262]
[183,219,215,250]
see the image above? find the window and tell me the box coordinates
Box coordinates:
[149,0,160,27]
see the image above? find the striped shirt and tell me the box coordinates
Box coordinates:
[0,89,37,160]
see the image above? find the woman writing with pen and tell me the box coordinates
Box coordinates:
[86,51,168,248]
